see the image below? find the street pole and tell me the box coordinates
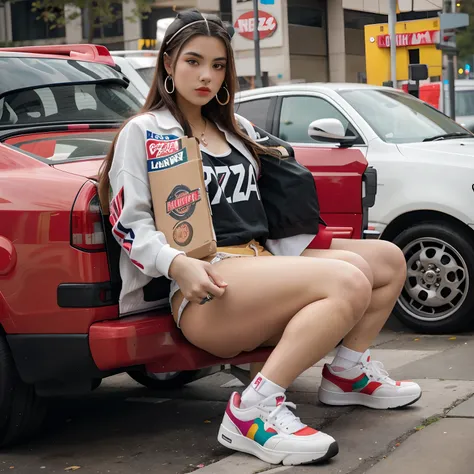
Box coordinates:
[447,0,456,119]
[253,0,263,88]
[448,54,456,118]
[388,0,397,87]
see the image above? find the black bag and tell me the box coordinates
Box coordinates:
[252,124,325,240]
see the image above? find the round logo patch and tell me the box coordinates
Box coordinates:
[173,221,193,247]
[166,185,201,221]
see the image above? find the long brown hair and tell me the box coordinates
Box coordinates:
[98,8,278,211]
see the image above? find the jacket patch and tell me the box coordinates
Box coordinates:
[146,130,179,141]
[147,149,188,172]
[146,138,181,160]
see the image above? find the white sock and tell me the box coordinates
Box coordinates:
[240,372,285,409]
[330,346,365,372]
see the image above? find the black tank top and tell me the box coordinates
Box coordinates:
[201,145,269,247]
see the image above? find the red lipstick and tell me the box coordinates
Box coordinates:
[196,87,211,96]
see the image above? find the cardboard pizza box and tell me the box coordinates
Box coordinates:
[147,135,216,260]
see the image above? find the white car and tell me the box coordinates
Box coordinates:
[236,83,474,334]
[111,51,158,103]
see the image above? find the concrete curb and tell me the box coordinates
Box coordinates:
[189,452,273,474]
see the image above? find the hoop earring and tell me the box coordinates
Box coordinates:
[164,75,175,94]
[216,86,230,106]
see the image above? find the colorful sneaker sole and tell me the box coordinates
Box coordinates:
[318,386,422,409]
[217,421,339,466]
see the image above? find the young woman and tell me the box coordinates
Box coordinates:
[98,9,421,466]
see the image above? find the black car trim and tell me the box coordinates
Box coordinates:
[266,96,278,133]
[273,95,283,137]
[6,334,110,395]
[362,166,377,209]
[57,282,120,308]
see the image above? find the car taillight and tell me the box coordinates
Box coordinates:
[71,181,105,252]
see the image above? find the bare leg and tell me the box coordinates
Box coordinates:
[248,239,405,378]
[174,256,372,388]
[173,255,372,464]
[302,238,406,352]
[250,362,264,379]
[301,240,419,410]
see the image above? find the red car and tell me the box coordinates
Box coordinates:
[0,45,377,446]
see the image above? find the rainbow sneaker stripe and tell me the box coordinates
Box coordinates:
[218,392,339,465]
[319,352,422,409]
[322,365,383,395]
[245,418,278,446]
[225,394,317,446]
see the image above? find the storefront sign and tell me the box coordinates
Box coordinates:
[234,10,278,41]
[232,0,283,51]
[377,30,439,48]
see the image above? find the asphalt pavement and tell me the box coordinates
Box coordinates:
[1,317,474,474]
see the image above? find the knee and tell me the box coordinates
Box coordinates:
[330,261,372,323]
[340,251,374,288]
[378,240,407,284]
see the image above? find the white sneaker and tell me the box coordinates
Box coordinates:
[218,391,338,466]
[319,350,422,409]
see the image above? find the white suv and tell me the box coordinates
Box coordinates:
[111,51,158,103]
[236,83,474,334]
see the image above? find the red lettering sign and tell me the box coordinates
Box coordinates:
[377,30,439,48]
[146,139,180,159]
[166,190,201,213]
[234,10,277,40]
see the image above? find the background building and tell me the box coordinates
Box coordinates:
[0,0,443,86]
[364,16,442,86]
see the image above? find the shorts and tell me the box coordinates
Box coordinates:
[169,240,273,328]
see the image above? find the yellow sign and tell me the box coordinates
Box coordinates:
[459,68,464,74]
[138,39,157,50]
[364,18,442,86]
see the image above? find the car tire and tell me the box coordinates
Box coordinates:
[127,370,202,390]
[391,221,474,334]
[0,336,47,447]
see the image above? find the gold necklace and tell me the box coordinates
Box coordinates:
[191,118,208,147]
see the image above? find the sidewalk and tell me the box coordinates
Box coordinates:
[192,331,474,474]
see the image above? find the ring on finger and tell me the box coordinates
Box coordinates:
[199,293,214,305]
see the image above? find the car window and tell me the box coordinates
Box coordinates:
[137,67,156,86]
[0,57,125,96]
[279,95,360,144]
[235,98,272,130]
[125,81,146,105]
[340,89,468,144]
[6,131,117,162]
[0,83,141,127]
[455,90,474,117]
